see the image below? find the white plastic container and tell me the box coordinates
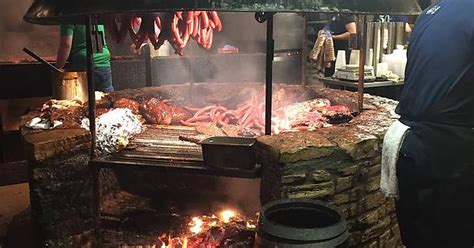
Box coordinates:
[335,50,347,69]
[392,45,407,79]
[381,45,407,79]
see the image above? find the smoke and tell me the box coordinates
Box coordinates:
[0,0,59,58]
[214,177,262,216]
[145,12,266,86]
[144,12,304,87]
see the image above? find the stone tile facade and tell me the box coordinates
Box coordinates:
[23,128,96,247]
[257,93,401,248]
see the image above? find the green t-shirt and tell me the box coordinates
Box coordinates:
[60,24,111,70]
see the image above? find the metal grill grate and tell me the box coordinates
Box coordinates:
[91,125,260,178]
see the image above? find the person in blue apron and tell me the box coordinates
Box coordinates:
[324,14,357,77]
[381,1,474,247]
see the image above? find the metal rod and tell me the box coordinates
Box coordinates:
[265,13,274,135]
[86,16,96,157]
[85,15,100,244]
[22,47,63,73]
[144,44,153,87]
[357,15,367,113]
[301,14,307,86]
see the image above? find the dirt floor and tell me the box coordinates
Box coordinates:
[0,183,30,247]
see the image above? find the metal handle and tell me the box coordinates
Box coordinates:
[22,47,63,73]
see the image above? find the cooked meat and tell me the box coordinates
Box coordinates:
[172,103,194,124]
[289,112,327,130]
[195,124,226,136]
[238,127,262,137]
[275,98,331,119]
[221,124,241,137]
[114,98,140,114]
[140,98,173,124]
[96,108,111,117]
[139,98,192,125]
[179,134,210,144]
[49,107,84,128]
[314,105,353,124]
[41,99,84,129]
[272,86,317,110]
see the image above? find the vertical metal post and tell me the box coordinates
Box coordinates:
[144,44,153,87]
[86,15,100,245]
[86,16,96,157]
[357,15,367,113]
[0,113,3,163]
[265,13,274,135]
[301,14,307,86]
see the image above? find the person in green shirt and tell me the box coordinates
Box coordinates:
[56,24,114,92]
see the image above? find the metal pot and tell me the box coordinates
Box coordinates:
[51,70,88,103]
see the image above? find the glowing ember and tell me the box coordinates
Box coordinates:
[189,217,204,234]
[246,221,256,229]
[157,209,257,248]
[220,210,236,223]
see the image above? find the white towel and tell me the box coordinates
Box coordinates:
[380,120,410,199]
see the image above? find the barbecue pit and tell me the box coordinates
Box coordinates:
[20,0,421,247]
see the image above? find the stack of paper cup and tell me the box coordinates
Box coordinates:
[367,48,374,67]
[335,50,346,69]
[349,50,360,66]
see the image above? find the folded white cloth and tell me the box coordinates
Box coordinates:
[380,120,410,199]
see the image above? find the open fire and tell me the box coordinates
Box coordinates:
[156,209,256,248]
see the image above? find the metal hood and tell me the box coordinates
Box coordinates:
[24,0,421,25]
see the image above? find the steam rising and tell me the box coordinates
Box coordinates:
[0,0,58,58]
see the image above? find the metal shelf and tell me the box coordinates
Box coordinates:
[321,77,404,89]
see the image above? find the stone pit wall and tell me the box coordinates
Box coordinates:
[257,94,401,248]
[22,128,96,247]
[20,85,401,247]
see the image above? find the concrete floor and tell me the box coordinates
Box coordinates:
[0,183,30,246]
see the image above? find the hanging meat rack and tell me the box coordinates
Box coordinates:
[23,0,421,177]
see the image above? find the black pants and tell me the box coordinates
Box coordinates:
[324,49,351,77]
[396,151,474,248]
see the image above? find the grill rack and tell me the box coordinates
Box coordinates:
[90,125,261,178]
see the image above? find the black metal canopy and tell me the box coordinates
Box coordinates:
[24,0,421,25]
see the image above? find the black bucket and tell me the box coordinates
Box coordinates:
[255,199,349,248]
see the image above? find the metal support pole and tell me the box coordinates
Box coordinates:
[85,15,101,246]
[357,15,367,113]
[265,13,274,135]
[86,16,96,157]
[302,14,307,86]
[144,44,153,87]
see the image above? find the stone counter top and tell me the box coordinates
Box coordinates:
[20,85,398,165]
[257,92,397,164]
[22,128,90,162]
